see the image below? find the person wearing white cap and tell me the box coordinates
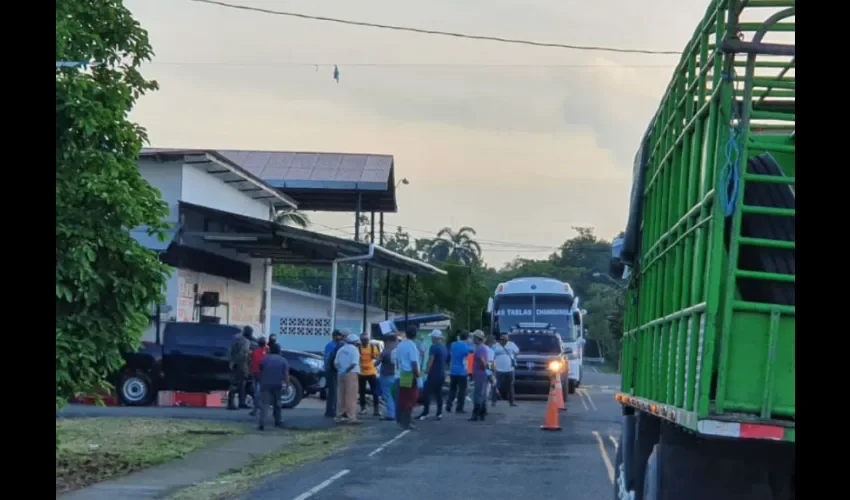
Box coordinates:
[333,333,362,424]
[416,330,448,421]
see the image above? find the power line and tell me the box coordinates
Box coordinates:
[147,61,675,69]
[189,0,682,56]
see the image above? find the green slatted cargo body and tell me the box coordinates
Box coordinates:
[609,1,794,499]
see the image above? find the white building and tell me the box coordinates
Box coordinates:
[134,149,299,341]
[132,148,445,344]
[270,285,395,353]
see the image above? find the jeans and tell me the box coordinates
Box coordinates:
[447,375,468,411]
[258,386,282,428]
[472,377,489,405]
[324,372,338,417]
[252,378,261,412]
[379,375,396,419]
[496,372,515,404]
[420,376,444,416]
[358,374,379,412]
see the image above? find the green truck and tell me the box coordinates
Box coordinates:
[609,1,794,499]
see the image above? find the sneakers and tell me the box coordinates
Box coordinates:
[435,414,442,421]
[416,413,429,421]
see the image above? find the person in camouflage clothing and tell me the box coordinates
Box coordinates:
[228,325,254,410]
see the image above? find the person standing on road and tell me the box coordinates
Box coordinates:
[334,333,361,424]
[228,325,253,410]
[446,330,473,413]
[417,330,448,421]
[469,330,490,421]
[249,336,269,417]
[378,334,398,422]
[357,333,381,417]
[323,330,345,418]
[492,333,520,407]
[484,336,498,416]
[257,342,289,430]
[268,334,278,350]
[395,325,422,430]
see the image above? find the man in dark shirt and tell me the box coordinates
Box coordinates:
[257,343,290,430]
[323,330,345,418]
[417,330,448,421]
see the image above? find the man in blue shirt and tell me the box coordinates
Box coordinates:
[446,330,473,413]
[257,343,290,430]
[417,330,448,421]
[323,330,345,418]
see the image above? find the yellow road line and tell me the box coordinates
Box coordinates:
[592,430,615,484]
[578,388,598,411]
[609,435,618,448]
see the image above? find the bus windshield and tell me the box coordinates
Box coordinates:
[493,294,576,342]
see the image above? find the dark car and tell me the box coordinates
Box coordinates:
[509,327,569,402]
[113,322,326,408]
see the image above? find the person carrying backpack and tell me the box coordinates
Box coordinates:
[357,332,382,417]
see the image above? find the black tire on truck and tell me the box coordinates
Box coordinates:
[639,421,792,500]
[280,377,303,409]
[118,371,155,406]
[613,438,624,500]
[568,379,577,394]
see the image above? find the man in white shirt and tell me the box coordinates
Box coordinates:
[395,326,422,430]
[492,333,520,407]
[334,334,361,424]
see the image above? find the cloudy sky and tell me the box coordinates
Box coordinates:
[127,0,708,267]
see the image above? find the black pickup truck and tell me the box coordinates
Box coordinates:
[113,322,327,408]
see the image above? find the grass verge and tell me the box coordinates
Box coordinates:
[595,363,620,375]
[170,427,360,500]
[56,417,244,494]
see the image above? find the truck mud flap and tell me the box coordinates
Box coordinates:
[725,153,795,306]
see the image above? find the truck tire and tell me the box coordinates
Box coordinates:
[614,440,625,500]
[118,372,155,406]
[281,377,303,409]
[642,445,661,500]
[568,379,577,394]
[730,154,795,306]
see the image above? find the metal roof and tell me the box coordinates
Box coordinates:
[141,148,399,213]
[178,201,445,276]
[139,149,298,209]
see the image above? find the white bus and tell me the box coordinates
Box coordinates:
[483,277,586,393]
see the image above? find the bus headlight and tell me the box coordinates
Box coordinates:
[548,360,563,372]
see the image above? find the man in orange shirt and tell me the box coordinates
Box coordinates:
[357,332,382,417]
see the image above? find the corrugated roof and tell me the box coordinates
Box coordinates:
[216,150,393,191]
[140,148,399,213]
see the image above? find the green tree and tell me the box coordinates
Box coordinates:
[56,0,168,409]
[275,209,311,228]
[428,226,482,265]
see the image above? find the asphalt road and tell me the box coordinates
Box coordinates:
[248,367,623,500]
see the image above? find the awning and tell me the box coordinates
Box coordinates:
[129,225,181,252]
[178,201,446,277]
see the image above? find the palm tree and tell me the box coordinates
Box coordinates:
[275,210,311,228]
[428,226,482,265]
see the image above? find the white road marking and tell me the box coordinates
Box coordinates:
[592,431,615,484]
[367,430,410,457]
[609,435,618,449]
[291,469,350,500]
[579,388,598,411]
[577,390,589,410]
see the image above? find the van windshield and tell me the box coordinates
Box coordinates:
[509,334,561,354]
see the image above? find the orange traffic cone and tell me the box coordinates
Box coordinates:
[554,377,566,411]
[540,382,562,431]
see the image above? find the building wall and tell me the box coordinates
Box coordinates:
[137,158,273,342]
[181,163,270,220]
[270,286,394,353]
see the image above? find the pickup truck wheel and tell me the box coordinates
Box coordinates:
[280,378,303,409]
[568,379,577,394]
[119,372,154,406]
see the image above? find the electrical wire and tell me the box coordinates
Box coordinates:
[146,61,676,69]
[189,0,682,56]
